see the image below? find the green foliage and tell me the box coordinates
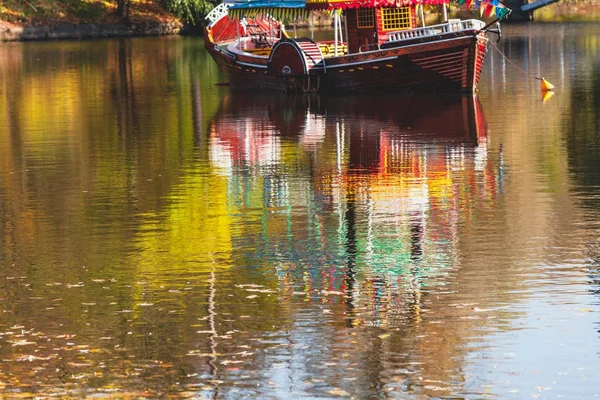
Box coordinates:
[161,0,217,24]
[69,1,103,20]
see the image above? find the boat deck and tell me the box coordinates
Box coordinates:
[226,37,348,59]
[221,18,484,60]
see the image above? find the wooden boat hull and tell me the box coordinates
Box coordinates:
[205,32,488,94]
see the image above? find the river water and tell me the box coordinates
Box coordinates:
[0,23,599,398]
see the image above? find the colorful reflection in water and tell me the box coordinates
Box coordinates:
[208,93,499,330]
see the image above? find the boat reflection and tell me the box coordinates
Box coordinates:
[208,92,498,321]
[209,92,487,171]
[201,94,503,397]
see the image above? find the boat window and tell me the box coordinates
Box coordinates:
[381,7,412,31]
[357,8,375,28]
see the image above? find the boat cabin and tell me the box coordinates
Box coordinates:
[306,1,420,54]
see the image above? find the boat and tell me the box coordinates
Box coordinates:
[204,0,510,93]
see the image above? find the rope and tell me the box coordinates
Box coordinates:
[489,39,543,81]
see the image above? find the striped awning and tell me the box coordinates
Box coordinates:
[228,6,310,19]
[226,0,310,19]
[225,0,306,7]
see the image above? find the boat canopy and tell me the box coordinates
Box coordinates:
[225,0,306,8]
[306,0,448,10]
[224,0,508,18]
[226,0,310,18]
[225,0,450,16]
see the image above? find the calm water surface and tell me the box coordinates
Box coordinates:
[0,23,599,398]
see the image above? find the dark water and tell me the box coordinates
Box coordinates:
[0,24,599,398]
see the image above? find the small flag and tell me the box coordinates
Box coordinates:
[496,6,510,18]
[465,0,511,19]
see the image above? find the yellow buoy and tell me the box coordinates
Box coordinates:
[541,77,554,91]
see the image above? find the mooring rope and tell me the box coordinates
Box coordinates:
[489,39,545,81]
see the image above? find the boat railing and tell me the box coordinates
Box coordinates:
[206,3,231,24]
[386,19,487,43]
[318,42,348,56]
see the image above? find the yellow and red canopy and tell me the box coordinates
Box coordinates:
[306,0,448,10]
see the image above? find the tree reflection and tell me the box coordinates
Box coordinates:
[562,35,600,338]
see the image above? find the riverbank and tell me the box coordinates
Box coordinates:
[0,20,182,41]
[0,0,183,41]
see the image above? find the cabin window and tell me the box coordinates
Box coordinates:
[381,7,412,31]
[356,8,375,28]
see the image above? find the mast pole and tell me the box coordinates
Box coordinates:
[270,14,274,44]
[338,11,344,46]
[294,17,297,38]
[334,10,338,56]
[344,11,349,53]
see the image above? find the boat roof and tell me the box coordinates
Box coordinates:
[226,0,306,8]
[225,0,450,12]
[306,0,449,10]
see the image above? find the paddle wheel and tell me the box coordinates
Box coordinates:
[268,38,325,92]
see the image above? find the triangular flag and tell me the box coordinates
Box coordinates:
[496,6,509,18]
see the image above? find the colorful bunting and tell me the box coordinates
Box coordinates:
[485,3,494,17]
[463,0,511,19]
[495,4,510,18]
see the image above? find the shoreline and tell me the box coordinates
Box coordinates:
[0,20,182,41]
